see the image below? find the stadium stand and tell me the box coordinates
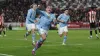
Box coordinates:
[0,0,100,28]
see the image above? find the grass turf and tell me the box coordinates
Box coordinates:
[0,30,100,56]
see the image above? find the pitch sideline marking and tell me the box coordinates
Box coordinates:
[0,44,83,48]
[0,38,83,45]
[0,53,14,56]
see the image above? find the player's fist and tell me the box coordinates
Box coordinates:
[38,5,41,8]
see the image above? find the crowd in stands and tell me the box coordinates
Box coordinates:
[2,0,33,22]
[0,0,100,22]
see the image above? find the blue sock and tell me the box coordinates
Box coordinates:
[39,37,43,42]
[63,36,67,44]
[32,34,35,42]
[33,37,44,51]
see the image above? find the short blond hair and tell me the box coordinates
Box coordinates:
[30,3,37,8]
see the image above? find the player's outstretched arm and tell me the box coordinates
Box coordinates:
[57,18,64,23]
[57,14,65,23]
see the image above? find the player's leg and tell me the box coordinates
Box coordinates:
[98,28,100,34]
[57,24,59,33]
[31,24,36,46]
[24,24,31,40]
[32,29,47,55]
[24,31,31,38]
[94,24,99,39]
[98,23,100,34]
[89,23,93,39]
[58,27,64,37]
[0,28,2,37]
[62,26,68,45]
[36,29,47,49]
[98,27,100,34]
[3,29,6,36]
[2,26,6,36]
[95,28,99,39]
[90,28,92,38]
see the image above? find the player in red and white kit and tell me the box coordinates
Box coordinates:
[0,12,6,37]
[87,8,99,39]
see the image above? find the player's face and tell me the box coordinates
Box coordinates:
[46,6,52,13]
[64,10,69,15]
[33,4,37,10]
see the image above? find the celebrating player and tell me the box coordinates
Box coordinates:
[24,3,37,45]
[32,6,56,55]
[57,9,70,45]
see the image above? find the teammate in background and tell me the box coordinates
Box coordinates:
[35,13,41,35]
[32,6,56,55]
[87,8,99,39]
[24,3,37,45]
[57,9,70,45]
[0,12,6,37]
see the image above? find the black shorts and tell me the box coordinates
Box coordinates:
[90,22,97,28]
[0,23,5,29]
[98,22,100,27]
[0,25,3,28]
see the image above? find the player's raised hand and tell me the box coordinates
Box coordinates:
[38,5,41,8]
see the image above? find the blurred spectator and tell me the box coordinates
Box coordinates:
[8,24,12,30]
[0,0,100,23]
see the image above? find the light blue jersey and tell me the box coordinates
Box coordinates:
[26,9,36,24]
[58,14,70,27]
[36,17,41,30]
[37,11,56,30]
[36,18,40,25]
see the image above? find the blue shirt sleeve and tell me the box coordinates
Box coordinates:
[57,14,62,20]
[53,14,56,19]
[67,16,70,22]
[26,10,34,22]
[64,15,70,23]
[52,14,56,21]
[36,9,45,16]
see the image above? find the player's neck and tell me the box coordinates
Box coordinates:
[32,8,36,11]
[46,11,50,14]
[64,13,67,15]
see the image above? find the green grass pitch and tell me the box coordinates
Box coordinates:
[0,30,100,56]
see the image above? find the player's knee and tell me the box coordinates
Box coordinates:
[43,38,46,40]
[42,36,46,41]
[32,28,35,31]
[90,29,92,31]
[0,29,2,31]
[64,36,67,39]
[29,31,31,34]
[64,35,67,37]
[59,34,63,37]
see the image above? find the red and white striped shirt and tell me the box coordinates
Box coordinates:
[88,10,96,23]
[0,15,4,25]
